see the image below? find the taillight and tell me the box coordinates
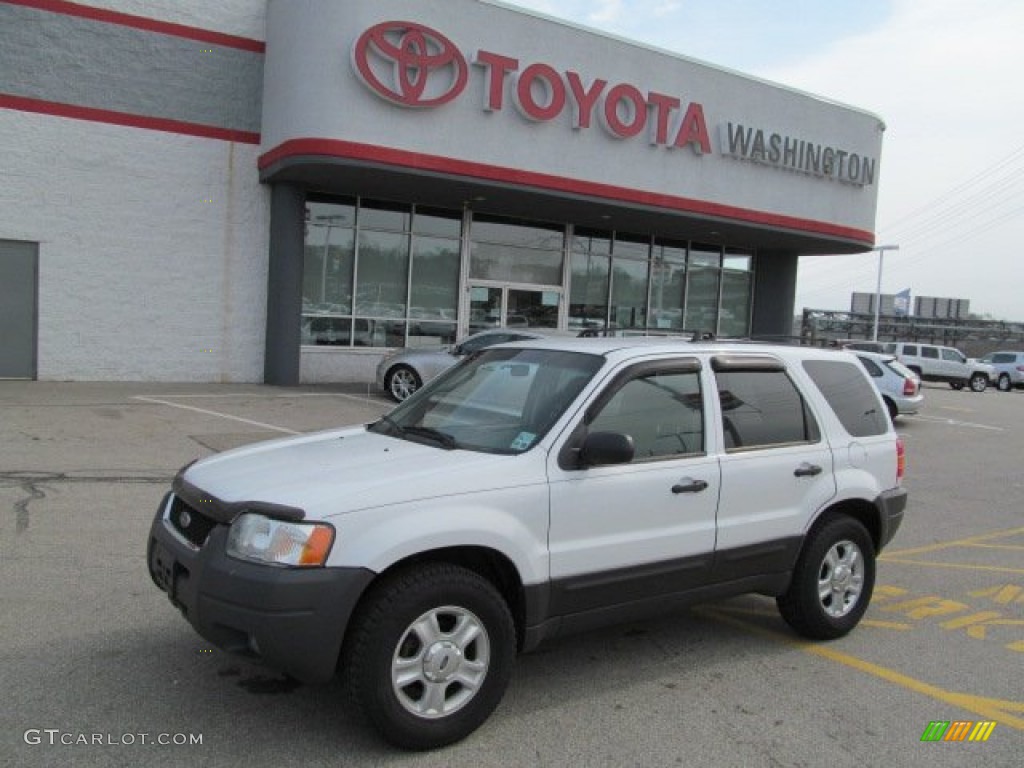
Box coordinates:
[1016,365,1024,372]
[896,436,906,483]
[902,377,917,396]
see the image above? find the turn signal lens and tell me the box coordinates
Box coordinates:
[896,436,906,483]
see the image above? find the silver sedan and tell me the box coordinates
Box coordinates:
[854,351,924,422]
[376,328,550,402]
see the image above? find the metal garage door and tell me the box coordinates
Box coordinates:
[0,240,38,379]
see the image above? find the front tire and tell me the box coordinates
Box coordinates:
[343,564,515,750]
[998,373,1011,392]
[950,381,964,390]
[777,516,876,640]
[969,373,988,392]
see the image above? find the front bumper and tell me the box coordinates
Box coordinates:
[147,493,374,683]
[874,487,908,551]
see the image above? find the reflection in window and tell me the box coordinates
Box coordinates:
[470,214,564,285]
[302,198,461,348]
[570,228,611,331]
[684,244,721,334]
[650,240,686,330]
[589,369,704,460]
[719,249,753,337]
[716,370,819,450]
[610,234,650,330]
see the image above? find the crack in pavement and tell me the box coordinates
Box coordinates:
[1,471,172,534]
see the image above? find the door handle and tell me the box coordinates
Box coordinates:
[672,478,709,494]
[794,463,823,478]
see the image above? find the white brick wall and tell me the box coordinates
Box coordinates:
[0,109,270,381]
[77,0,267,40]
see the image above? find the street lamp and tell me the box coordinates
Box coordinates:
[871,244,900,341]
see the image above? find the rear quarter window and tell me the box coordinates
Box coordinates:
[802,360,889,437]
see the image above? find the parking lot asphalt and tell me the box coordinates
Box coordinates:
[1,380,1021,767]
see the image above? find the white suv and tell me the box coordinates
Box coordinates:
[148,340,907,749]
[883,341,992,392]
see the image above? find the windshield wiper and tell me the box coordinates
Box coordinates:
[374,413,406,437]
[401,425,459,450]
[373,415,458,450]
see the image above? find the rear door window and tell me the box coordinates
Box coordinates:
[714,368,820,451]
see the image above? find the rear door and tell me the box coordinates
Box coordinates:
[712,356,835,577]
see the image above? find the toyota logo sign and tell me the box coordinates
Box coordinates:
[351,21,468,108]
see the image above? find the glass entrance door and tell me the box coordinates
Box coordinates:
[468,285,561,333]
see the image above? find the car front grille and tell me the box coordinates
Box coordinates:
[168,495,216,549]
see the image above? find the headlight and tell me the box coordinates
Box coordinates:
[226,514,335,567]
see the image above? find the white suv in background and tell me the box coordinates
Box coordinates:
[977,350,1024,392]
[148,340,907,749]
[884,342,993,392]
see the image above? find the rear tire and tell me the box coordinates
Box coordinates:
[386,365,422,402]
[777,516,876,640]
[950,381,964,390]
[343,564,515,750]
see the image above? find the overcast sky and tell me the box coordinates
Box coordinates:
[502,0,1024,321]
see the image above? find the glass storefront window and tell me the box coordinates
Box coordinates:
[355,230,409,317]
[302,198,460,348]
[720,248,753,337]
[569,227,612,331]
[300,198,755,349]
[684,244,723,333]
[304,203,355,315]
[650,239,686,330]
[570,250,610,330]
[609,235,650,330]
[414,207,462,238]
[359,199,411,232]
[470,214,564,285]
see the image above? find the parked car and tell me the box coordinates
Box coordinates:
[853,351,923,421]
[839,340,888,353]
[376,328,549,402]
[149,338,906,749]
[977,350,1024,392]
[883,342,993,392]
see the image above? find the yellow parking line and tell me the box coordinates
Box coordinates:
[698,607,1024,731]
[964,543,1024,552]
[880,558,1024,575]
[861,619,914,631]
[882,526,1024,558]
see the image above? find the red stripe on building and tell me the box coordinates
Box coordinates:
[2,0,266,53]
[0,94,261,144]
[259,137,875,245]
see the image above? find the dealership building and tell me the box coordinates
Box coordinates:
[0,0,885,383]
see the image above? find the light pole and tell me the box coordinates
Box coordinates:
[871,244,900,341]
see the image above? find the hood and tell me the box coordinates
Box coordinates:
[181,427,528,519]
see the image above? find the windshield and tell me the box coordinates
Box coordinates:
[371,347,603,454]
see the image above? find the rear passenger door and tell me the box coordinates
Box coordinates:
[547,359,720,614]
[712,356,835,577]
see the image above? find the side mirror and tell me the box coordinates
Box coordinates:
[579,431,635,467]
